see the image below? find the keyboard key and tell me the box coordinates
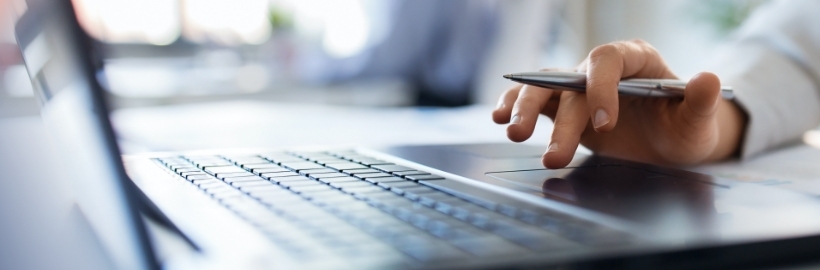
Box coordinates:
[279,162,325,171]
[393,170,431,177]
[378,181,422,190]
[362,176,406,184]
[251,167,291,174]
[341,185,387,195]
[306,172,349,179]
[216,172,255,179]
[405,174,445,181]
[186,175,214,181]
[342,168,381,175]
[199,182,231,191]
[242,163,281,170]
[353,172,395,180]
[293,152,336,160]
[315,176,361,184]
[261,153,304,163]
[267,175,311,183]
[329,181,376,190]
[309,193,360,206]
[279,180,324,188]
[230,180,275,188]
[174,168,201,174]
[371,164,416,173]
[222,176,266,184]
[417,193,462,208]
[392,236,467,262]
[311,157,351,165]
[191,159,233,167]
[244,186,292,196]
[192,179,221,186]
[448,235,524,257]
[394,186,438,199]
[297,168,337,175]
[227,157,270,166]
[260,171,299,179]
[204,166,248,175]
[352,159,392,166]
[288,184,337,194]
[324,163,368,171]
[180,171,206,177]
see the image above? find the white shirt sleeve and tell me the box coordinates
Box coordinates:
[709,0,820,159]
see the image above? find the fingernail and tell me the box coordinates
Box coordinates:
[511,115,521,124]
[548,142,559,153]
[593,109,610,129]
[496,101,505,110]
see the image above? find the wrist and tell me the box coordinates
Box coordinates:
[707,99,748,161]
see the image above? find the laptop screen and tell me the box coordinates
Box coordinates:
[14,0,155,269]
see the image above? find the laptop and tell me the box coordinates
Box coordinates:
[14,0,820,269]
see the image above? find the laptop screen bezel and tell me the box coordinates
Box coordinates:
[13,0,157,269]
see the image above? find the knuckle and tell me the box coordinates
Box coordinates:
[514,98,541,112]
[589,43,621,60]
[502,88,518,98]
[552,120,577,131]
[630,38,647,45]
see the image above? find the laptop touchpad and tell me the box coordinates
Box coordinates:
[486,166,721,227]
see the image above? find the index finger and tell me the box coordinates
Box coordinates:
[585,40,676,132]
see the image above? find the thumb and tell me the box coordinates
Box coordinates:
[678,72,721,125]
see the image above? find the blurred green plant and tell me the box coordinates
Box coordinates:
[690,0,769,36]
[268,7,293,32]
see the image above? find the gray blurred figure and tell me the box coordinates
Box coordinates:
[303,0,499,106]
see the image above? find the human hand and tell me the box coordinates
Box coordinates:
[492,40,747,169]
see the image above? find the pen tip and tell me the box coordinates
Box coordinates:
[502,74,512,79]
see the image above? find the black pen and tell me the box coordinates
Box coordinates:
[504,71,734,99]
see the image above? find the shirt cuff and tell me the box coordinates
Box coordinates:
[709,43,820,159]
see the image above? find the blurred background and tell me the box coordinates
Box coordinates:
[0,0,769,118]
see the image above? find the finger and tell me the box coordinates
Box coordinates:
[492,84,522,124]
[585,40,674,133]
[676,72,721,128]
[507,85,554,142]
[543,91,589,169]
[585,44,624,132]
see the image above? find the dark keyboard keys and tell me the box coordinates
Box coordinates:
[162,152,607,262]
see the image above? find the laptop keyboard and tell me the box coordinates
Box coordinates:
[156,151,632,263]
